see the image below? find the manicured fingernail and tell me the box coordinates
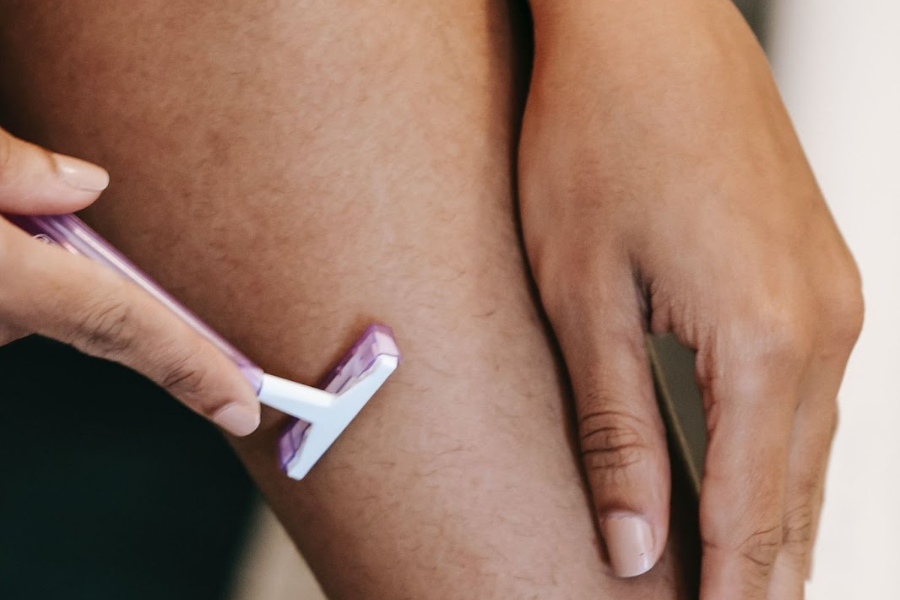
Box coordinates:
[601,513,655,578]
[213,402,261,437]
[52,153,110,192]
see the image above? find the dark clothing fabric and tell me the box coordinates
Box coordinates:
[0,336,255,600]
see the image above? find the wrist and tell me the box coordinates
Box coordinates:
[528,0,771,106]
[529,0,761,70]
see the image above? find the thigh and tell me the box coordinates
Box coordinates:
[0,1,687,598]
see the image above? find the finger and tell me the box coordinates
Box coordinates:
[550,259,670,578]
[803,412,836,583]
[766,395,837,600]
[0,128,109,213]
[697,342,801,600]
[767,342,852,596]
[803,377,855,582]
[0,219,261,436]
[799,270,864,583]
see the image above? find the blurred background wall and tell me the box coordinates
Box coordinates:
[768,1,900,598]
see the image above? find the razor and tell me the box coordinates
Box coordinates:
[8,213,400,480]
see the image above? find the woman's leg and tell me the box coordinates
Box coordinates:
[0,1,688,597]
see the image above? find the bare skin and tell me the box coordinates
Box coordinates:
[0,1,860,598]
[0,1,689,598]
[523,1,862,597]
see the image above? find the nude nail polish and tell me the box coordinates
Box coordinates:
[52,153,110,192]
[213,403,261,437]
[602,513,655,578]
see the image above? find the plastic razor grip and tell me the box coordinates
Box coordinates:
[7,213,266,393]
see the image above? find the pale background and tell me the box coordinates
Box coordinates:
[769,0,900,598]
[229,1,900,598]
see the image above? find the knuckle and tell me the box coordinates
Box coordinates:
[71,296,137,357]
[157,347,219,414]
[746,311,807,364]
[579,408,651,474]
[703,524,782,587]
[781,504,815,555]
[824,272,865,349]
[714,311,809,400]
[737,525,783,575]
[160,352,208,400]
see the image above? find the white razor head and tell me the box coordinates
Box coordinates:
[5,216,400,480]
[258,325,400,480]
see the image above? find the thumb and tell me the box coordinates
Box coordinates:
[0,218,261,437]
[0,127,109,214]
[549,267,670,578]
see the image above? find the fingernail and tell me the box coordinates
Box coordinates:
[213,402,261,437]
[601,513,655,578]
[52,153,110,192]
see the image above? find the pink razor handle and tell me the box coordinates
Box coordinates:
[7,213,400,479]
[9,214,267,391]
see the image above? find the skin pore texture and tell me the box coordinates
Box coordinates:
[0,1,692,599]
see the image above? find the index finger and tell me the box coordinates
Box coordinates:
[0,218,261,436]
